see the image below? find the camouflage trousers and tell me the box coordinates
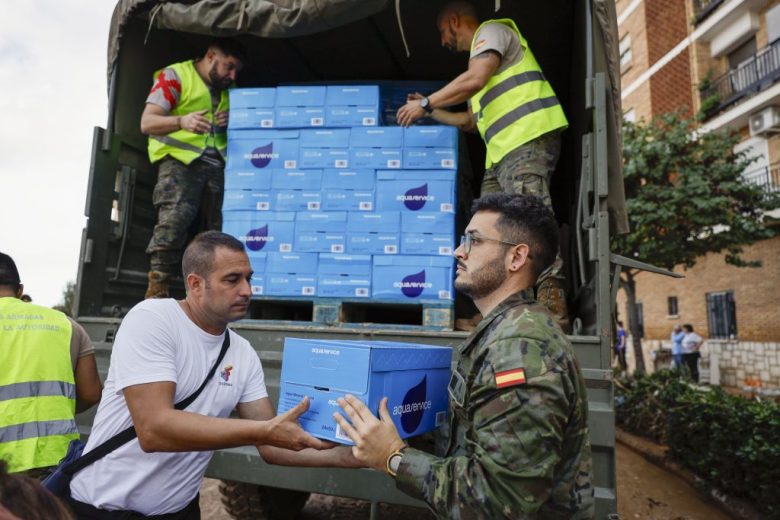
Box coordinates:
[480,131,565,285]
[146,155,224,274]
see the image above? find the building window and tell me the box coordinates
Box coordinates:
[667,296,679,316]
[620,35,633,71]
[623,108,636,123]
[767,4,780,45]
[706,291,737,339]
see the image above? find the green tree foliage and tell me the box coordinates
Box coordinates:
[614,112,780,372]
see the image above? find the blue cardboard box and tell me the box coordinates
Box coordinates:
[401,212,456,233]
[267,252,319,274]
[250,275,266,296]
[227,130,299,170]
[403,126,458,148]
[222,190,274,211]
[271,169,323,190]
[222,211,295,254]
[275,107,326,128]
[372,255,454,301]
[318,253,372,298]
[249,252,267,274]
[266,274,317,297]
[346,211,400,233]
[224,170,272,191]
[227,108,276,130]
[322,169,375,190]
[278,338,452,444]
[275,190,322,211]
[229,88,276,109]
[401,234,455,256]
[403,148,457,170]
[350,148,402,169]
[276,86,327,106]
[300,129,350,148]
[326,106,380,127]
[296,211,347,233]
[349,127,404,148]
[321,190,374,211]
[325,85,380,106]
[299,148,350,169]
[347,233,399,255]
[295,232,347,253]
[376,170,455,213]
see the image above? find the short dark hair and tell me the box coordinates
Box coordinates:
[471,193,559,281]
[0,252,21,290]
[208,38,247,63]
[617,321,624,327]
[182,231,245,280]
[437,1,479,26]
[0,460,74,519]
[683,323,694,332]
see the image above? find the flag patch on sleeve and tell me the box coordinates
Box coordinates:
[495,368,527,388]
[474,39,487,50]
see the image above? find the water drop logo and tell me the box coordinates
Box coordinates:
[246,225,269,251]
[401,270,425,297]
[403,183,429,211]
[400,375,427,434]
[250,142,274,168]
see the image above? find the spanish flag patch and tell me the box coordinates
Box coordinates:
[495,368,527,388]
[474,39,487,50]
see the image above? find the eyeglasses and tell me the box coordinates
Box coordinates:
[459,232,521,255]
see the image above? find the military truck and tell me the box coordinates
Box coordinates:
[74,0,628,518]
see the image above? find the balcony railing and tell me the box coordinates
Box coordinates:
[700,39,780,118]
[743,162,780,193]
[693,0,725,24]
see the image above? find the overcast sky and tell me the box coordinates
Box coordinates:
[0,1,116,307]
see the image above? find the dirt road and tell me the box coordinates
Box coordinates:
[199,442,735,519]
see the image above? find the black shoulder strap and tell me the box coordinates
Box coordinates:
[66,332,231,475]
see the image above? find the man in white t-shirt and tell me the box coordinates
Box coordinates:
[69,231,356,518]
[681,323,704,383]
[395,2,570,332]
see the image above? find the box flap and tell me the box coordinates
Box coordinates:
[281,338,371,393]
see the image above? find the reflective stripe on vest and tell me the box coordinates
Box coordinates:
[469,19,568,168]
[147,59,230,165]
[0,297,78,473]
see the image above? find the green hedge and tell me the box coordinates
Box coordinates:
[615,370,780,518]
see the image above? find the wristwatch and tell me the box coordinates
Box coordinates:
[386,448,406,477]
[420,96,434,114]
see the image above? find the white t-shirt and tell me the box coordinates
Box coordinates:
[70,299,268,515]
[681,332,703,354]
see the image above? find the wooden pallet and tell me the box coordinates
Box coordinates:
[246,296,454,330]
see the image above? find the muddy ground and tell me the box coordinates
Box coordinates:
[199,442,736,519]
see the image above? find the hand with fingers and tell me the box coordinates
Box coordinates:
[333,394,406,472]
[179,109,211,134]
[396,100,425,127]
[264,397,335,451]
[214,110,229,129]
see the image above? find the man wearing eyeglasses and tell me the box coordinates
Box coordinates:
[335,193,594,519]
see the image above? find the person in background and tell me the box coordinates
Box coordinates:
[671,324,685,369]
[19,294,31,303]
[0,461,74,520]
[681,324,703,382]
[0,252,101,478]
[141,38,245,299]
[335,194,593,519]
[396,1,570,331]
[614,320,627,372]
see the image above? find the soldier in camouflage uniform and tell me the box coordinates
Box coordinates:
[335,193,594,519]
[396,3,570,331]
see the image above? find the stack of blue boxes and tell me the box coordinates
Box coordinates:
[223,85,457,303]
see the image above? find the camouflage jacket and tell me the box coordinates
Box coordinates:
[395,289,594,519]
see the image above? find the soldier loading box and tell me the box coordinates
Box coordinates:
[278,338,452,444]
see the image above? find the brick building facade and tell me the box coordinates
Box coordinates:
[616,0,780,388]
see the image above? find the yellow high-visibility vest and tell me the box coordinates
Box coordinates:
[470,19,568,168]
[147,60,229,165]
[0,297,78,473]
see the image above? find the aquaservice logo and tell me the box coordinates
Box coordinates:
[248,143,276,168]
[245,225,269,251]
[393,270,433,298]
[400,183,431,211]
[392,375,431,434]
